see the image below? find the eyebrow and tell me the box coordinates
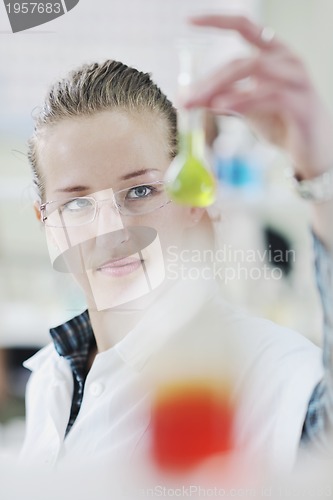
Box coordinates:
[54,169,161,193]
[119,168,160,181]
[54,185,89,193]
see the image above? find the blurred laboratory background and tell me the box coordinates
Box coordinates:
[1,0,333,456]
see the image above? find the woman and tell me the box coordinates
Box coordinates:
[20,15,332,472]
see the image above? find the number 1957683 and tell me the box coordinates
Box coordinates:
[5,3,62,14]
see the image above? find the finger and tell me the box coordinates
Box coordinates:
[211,87,285,115]
[189,15,285,52]
[184,55,308,108]
[210,91,291,147]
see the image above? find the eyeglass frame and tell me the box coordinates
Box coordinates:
[39,180,172,228]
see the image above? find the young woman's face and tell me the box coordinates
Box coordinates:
[37,110,202,310]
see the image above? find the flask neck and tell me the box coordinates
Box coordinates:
[178,108,206,159]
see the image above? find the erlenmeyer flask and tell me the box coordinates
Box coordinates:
[164,36,216,207]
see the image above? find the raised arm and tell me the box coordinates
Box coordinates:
[185,14,333,453]
[185,15,333,250]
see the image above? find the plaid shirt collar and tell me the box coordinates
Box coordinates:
[49,310,96,436]
[50,310,96,382]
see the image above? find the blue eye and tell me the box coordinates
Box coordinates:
[126,185,154,199]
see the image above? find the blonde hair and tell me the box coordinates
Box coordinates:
[28,59,178,201]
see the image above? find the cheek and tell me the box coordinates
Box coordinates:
[141,205,189,241]
[152,209,191,260]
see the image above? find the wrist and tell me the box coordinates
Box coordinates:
[291,167,333,203]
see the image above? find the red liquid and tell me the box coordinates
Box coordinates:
[151,383,235,471]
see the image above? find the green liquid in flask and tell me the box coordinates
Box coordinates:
[165,124,216,207]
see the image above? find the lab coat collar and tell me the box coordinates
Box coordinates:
[23,343,56,372]
[23,278,219,375]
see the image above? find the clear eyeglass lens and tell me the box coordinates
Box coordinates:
[43,197,96,227]
[115,182,169,215]
[42,183,170,227]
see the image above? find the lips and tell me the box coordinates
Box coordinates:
[96,256,143,277]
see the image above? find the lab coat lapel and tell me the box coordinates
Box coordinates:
[46,356,74,441]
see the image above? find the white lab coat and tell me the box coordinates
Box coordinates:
[20,278,323,473]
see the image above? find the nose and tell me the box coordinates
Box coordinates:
[95,199,125,236]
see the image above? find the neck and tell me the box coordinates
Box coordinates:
[88,279,173,352]
[89,307,146,352]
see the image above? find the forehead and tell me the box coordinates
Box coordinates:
[38,110,170,196]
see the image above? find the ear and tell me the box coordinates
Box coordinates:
[187,206,206,227]
[33,201,41,221]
